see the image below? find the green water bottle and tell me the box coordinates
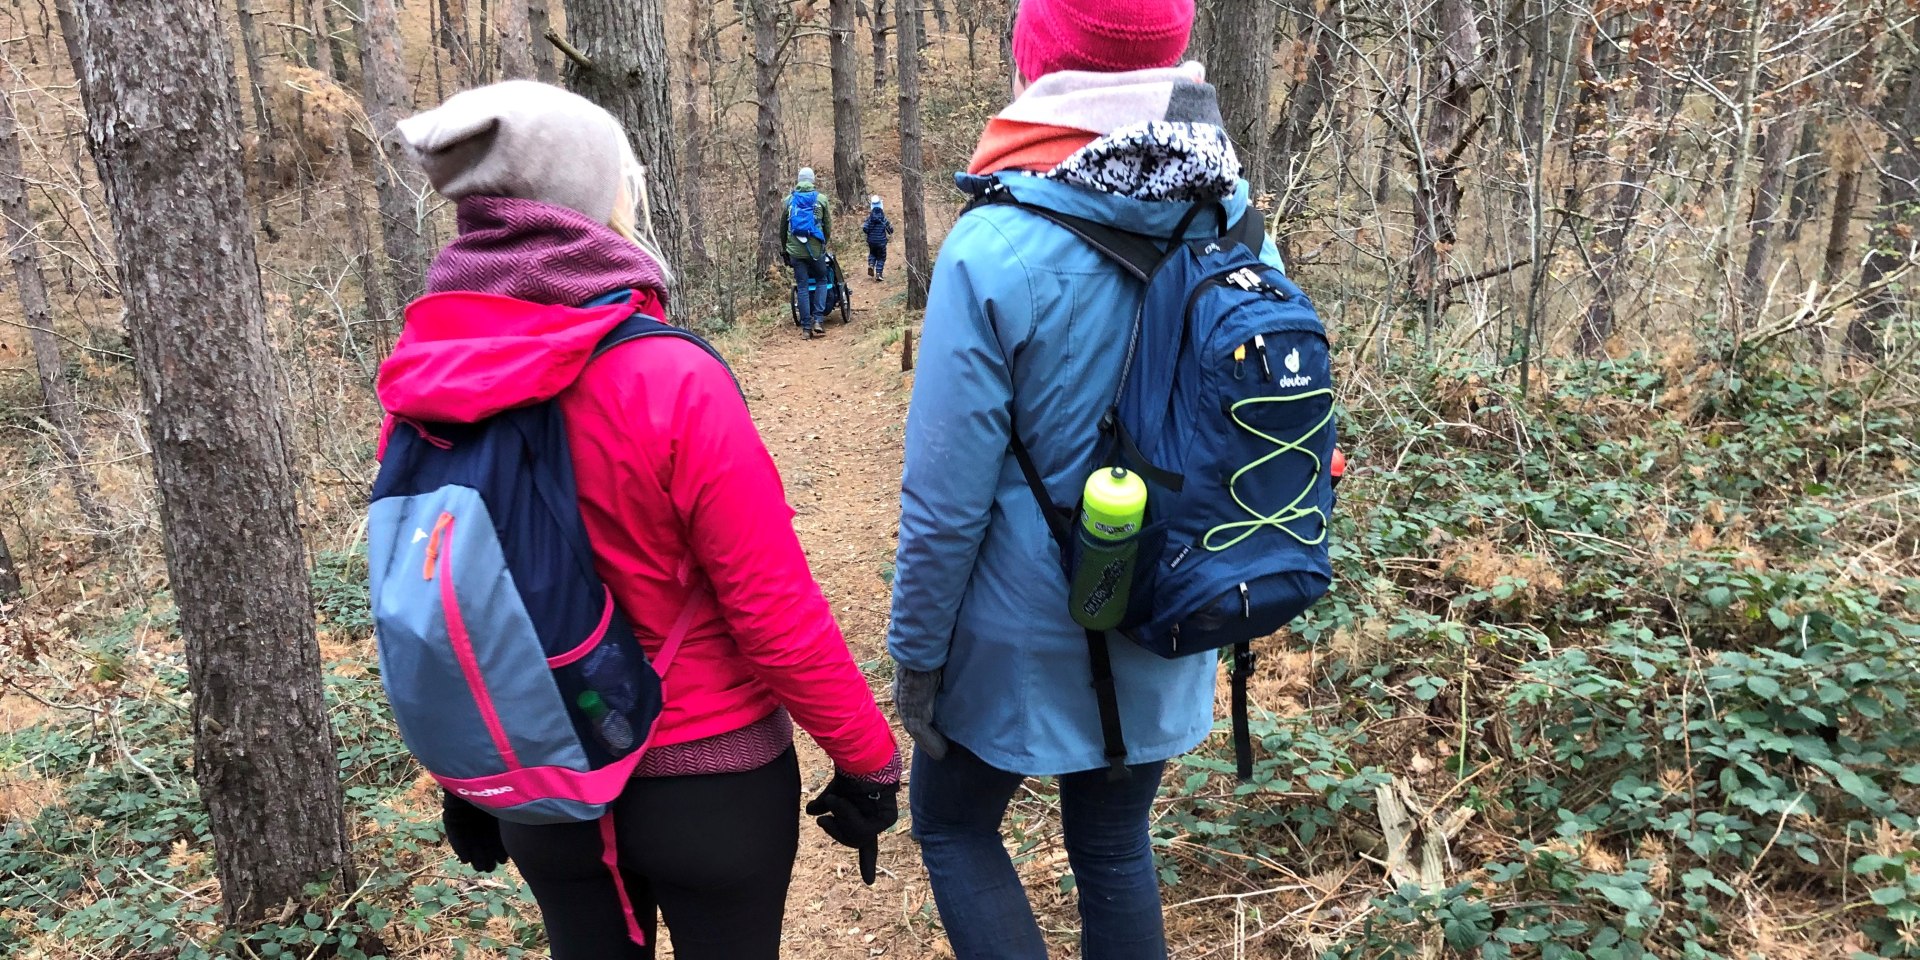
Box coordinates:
[1069,467,1148,631]
[576,690,636,753]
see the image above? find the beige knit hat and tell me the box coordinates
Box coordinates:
[394,80,635,225]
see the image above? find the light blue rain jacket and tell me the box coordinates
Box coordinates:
[886,172,1286,776]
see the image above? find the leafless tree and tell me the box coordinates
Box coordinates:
[234,0,279,184]
[1,79,104,524]
[873,0,890,90]
[528,0,558,82]
[357,0,432,306]
[559,0,692,278]
[896,0,930,308]
[748,0,786,273]
[1206,0,1276,192]
[831,0,869,212]
[1855,15,1920,356]
[494,0,535,78]
[70,0,356,920]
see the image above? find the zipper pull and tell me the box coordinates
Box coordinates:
[422,512,453,580]
[1252,335,1273,381]
[1233,343,1247,380]
[1239,582,1251,618]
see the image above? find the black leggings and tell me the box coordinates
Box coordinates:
[497,748,801,960]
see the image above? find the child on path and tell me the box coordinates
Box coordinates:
[381,81,900,960]
[862,196,893,281]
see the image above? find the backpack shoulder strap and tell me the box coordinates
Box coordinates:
[591,311,744,397]
[963,186,1162,282]
[1227,206,1267,254]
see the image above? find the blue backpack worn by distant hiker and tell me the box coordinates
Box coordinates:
[788,191,825,244]
[367,292,730,830]
[967,185,1338,780]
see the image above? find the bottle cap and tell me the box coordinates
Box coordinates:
[1082,468,1147,541]
[576,691,607,715]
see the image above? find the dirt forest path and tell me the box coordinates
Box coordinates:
[728,257,953,959]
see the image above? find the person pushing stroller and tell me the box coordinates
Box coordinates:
[786,167,835,337]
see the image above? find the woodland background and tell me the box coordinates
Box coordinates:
[0,0,1917,956]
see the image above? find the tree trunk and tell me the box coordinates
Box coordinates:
[1207,0,1276,193]
[1,82,104,523]
[679,0,713,269]
[428,0,447,99]
[438,0,475,84]
[357,0,431,307]
[50,1,89,93]
[929,0,946,32]
[0,524,19,608]
[309,2,387,329]
[1855,20,1920,357]
[999,0,1013,71]
[1783,117,1822,242]
[494,0,535,78]
[71,0,356,921]
[748,0,785,273]
[330,0,354,81]
[234,0,278,184]
[528,0,558,82]
[1269,0,1339,264]
[1408,0,1485,336]
[1818,164,1861,291]
[830,0,868,213]
[872,0,888,91]
[1714,0,1769,345]
[1737,107,1804,316]
[896,0,930,309]
[1576,23,1660,355]
[562,0,691,279]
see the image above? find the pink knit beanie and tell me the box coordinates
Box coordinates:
[1011,0,1196,82]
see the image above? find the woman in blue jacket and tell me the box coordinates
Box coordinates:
[884,0,1285,955]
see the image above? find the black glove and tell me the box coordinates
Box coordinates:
[441,790,508,873]
[805,774,899,885]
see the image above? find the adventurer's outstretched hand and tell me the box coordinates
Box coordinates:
[440,790,508,873]
[806,774,900,884]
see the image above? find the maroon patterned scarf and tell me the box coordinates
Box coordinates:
[426,195,671,306]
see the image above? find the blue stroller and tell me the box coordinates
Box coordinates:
[789,255,854,339]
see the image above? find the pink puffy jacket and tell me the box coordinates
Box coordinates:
[378,287,897,777]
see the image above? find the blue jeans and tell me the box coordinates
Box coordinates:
[791,256,830,327]
[909,743,1168,960]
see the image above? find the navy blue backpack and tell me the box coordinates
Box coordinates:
[968,188,1338,779]
[368,294,729,828]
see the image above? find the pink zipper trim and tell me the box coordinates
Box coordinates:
[545,587,615,669]
[436,514,522,769]
[600,814,647,946]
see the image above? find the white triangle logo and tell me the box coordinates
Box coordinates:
[1284,348,1301,374]
[412,527,429,545]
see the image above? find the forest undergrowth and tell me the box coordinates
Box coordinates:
[2,0,1919,954]
[3,324,1916,958]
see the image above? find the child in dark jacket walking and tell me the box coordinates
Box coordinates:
[861,197,893,281]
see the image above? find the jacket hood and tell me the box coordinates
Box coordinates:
[376,292,640,423]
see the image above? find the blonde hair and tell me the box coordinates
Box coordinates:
[607,135,675,290]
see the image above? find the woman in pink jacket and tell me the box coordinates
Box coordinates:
[376,81,900,960]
